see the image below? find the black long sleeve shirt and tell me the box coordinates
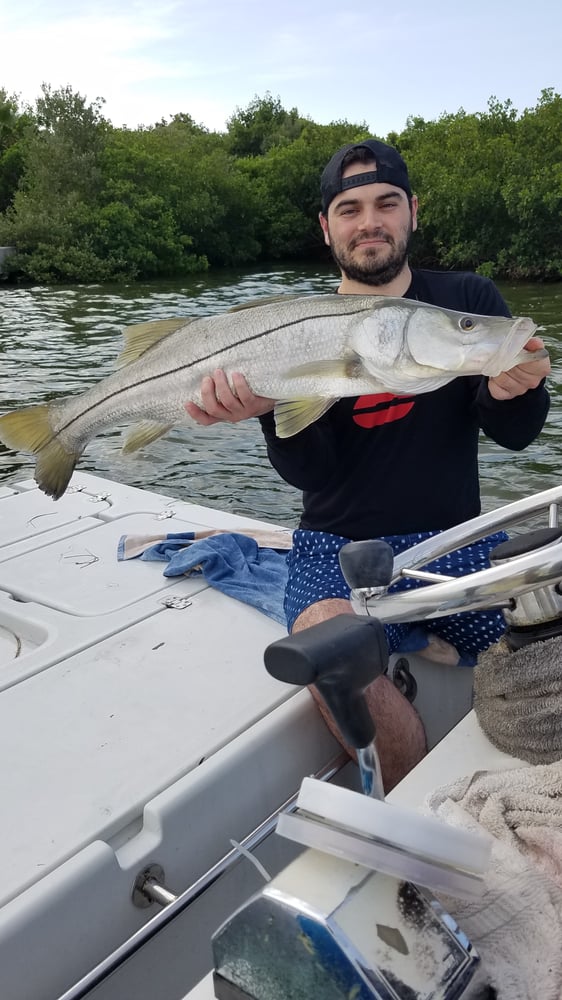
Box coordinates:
[258,269,549,540]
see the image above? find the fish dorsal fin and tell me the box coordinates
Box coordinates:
[285,357,365,379]
[116,318,195,368]
[228,293,303,314]
[274,398,338,438]
[122,420,174,454]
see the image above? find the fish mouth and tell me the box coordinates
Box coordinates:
[480,316,538,376]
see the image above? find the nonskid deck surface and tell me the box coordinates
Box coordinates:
[0,472,517,1000]
[0,472,339,1000]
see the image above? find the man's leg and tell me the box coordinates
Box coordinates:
[416,531,509,665]
[292,597,427,793]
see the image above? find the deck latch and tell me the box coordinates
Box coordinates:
[160,596,192,610]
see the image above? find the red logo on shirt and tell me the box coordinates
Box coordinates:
[353,393,415,428]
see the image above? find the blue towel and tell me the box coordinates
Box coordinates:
[130,531,288,626]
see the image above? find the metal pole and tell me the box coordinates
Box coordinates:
[57,752,348,1000]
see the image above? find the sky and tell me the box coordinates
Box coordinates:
[1,0,561,135]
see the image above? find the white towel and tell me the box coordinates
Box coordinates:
[119,525,294,560]
[425,762,562,1000]
[474,634,562,764]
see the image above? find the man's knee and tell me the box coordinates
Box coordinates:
[291,602,427,792]
[291,598,352,633]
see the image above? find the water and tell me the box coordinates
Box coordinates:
[1,265,561,526]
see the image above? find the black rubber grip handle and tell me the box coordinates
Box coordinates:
[338,540,394,590]
[264,615,388,748]
[491,527,562,561]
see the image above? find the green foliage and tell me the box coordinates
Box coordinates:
[0,142,26,213]
[92,127,207,279]
[0,84,110,281]
[399,103,515,269]
[476,261,497,279]
[238,121,371,258]
[397,92,562,279]
[0,86,560,283]
[498,90,562,279]
[226,93,309,157]
[0,89,34,212]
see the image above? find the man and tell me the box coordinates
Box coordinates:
[186,139,550,789]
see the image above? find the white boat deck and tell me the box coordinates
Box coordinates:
[0,472,522,1000]
[0,473,339,1000]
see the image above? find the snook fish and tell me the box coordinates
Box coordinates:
[0,294,540,500]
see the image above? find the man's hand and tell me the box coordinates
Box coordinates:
[185,370,275,426]
[488,337,551,401]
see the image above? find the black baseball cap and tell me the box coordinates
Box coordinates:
[320,139,412,213]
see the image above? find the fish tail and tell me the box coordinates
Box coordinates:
[0,405,78,500]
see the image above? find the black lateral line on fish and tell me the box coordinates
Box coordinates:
[34,304,377,448]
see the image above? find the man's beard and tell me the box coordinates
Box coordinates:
[328,221,412,286]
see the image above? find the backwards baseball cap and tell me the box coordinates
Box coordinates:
[320,138,412,213]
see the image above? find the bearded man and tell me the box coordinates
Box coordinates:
[187,139,550,789]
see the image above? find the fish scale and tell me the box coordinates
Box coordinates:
[0,293,540,499]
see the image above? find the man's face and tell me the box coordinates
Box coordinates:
[320,162,418,287]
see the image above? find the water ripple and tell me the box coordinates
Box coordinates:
[1,266,561,523]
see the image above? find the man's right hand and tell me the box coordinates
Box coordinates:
[185,369,275,426]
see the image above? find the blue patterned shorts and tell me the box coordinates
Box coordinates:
[284,529,508,666]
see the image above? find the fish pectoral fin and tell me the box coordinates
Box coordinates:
[0,404,78,500]
[122,421,174,454]
[273,398,338,438]
[285,356,365,379]
[117,318,195,368]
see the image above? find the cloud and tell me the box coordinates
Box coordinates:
[2,2,192,113]
[1,0,559,134]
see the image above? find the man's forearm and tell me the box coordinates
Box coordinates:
[477,378,550,451]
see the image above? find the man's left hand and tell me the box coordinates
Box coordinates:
[185,370,275,425]
[488,337,551,400]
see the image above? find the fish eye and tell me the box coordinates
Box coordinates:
[459,316,476,332]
